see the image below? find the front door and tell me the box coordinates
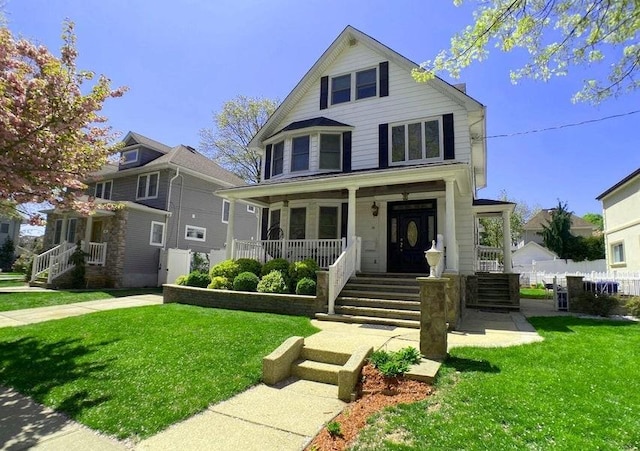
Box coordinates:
[387,200,437,273]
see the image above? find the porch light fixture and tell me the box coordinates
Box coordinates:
[371,201,379,217]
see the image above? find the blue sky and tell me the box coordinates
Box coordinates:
[5,0,639,224]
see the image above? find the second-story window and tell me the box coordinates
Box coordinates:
[291,135,310,172]
[319,134,341,170]
[356,68,377,99]
[95,180,112,200]
[331,74,351,105]
[137,172,159,200]
[121,149,138,164]
[390,118,442,164]
[272,141,284,176]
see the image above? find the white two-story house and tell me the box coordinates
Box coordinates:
[218,26,517,321]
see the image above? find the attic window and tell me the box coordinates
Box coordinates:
[122,149,138,164]
[356,68,376,99]
[331,74,351,105]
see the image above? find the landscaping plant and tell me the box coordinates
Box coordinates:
[209,259,240,281]
[289,258,319,286]
[295,277,316,295]
[208,276,231,290]
[327,421,343,437]
[368,347,421,378]
[184,271,211,288]
[625,297,640,317]
[175,275,188,285]
[570,291,618,317]
[261,258,289,277]
[233,272,260,292]
[68,241,88,289]
[257,270,289,294]
[234,258,262,277]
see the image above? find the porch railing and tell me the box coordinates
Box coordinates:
[328,237,361,314]
[476,245,503,272]
[49,243,78,283]
[233,238,345,268]
[84,241,107,265]
[31,242,70,282]
[31,241,107,283]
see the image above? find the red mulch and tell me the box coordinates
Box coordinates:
[305,364,433,451]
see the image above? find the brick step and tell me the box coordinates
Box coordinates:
[335,305,421,321]
[291,359,341,385]
[342,282,419,294]
[336,297,421,311]
[339,290,420,301]
[349,276,421,286]
[315,313,420,329]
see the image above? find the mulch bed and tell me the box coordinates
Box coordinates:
[306,364,433,451]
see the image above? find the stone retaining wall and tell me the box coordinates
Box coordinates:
[163,284,327,318]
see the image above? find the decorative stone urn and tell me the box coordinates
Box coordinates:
[424,240,442,278]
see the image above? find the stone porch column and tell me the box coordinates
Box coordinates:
[444,178,458,272]
[347,187,358,246]
[502,209,512,273]
[225,199,236,259]
[417,277,449,360]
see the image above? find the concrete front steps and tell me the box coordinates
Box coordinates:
[316,273,422,329]
[467,273,519,311]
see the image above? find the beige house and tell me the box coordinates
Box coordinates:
[597,168,640,272]
[518,209,596,248]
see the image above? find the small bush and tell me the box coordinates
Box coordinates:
[289,258,319,285]
[625,297,640,317]
[208,276,231,290]
[326,421,342,437]
[396,346,422,365]
[185,271,211,288]
[233,271,260,292]
[257,270,289,294]
[368,346,421,378]
[235,258,262,277]
[261,258,290,277]
[571,291,618,317]
[175,275,189,286]
[295,277,316,295]
[209,259,240,281]
[12,253,33,280]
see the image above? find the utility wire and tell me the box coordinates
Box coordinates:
[486,109,640,139]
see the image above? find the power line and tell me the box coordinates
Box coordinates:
[486,109,640,139]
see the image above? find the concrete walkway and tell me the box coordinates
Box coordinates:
[0,298,555,451]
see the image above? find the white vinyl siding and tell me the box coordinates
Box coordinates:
[137,172,159,200]
[149,221,165,246]
[185,225,206,242]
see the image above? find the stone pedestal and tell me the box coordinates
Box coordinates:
[417,277,449,360]
[566,275,584,311]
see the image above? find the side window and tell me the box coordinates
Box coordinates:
[272,141,284,176]
[291,135,310,172]
[356,68,376,99]
[150,221,165,246]
[222,200,230,224]
[331,74,351,105]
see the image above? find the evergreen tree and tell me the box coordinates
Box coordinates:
[0,237,15,271]
[541,201,574,259]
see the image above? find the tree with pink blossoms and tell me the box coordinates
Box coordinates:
[0,20,126,223]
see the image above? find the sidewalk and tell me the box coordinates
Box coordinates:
[0,300,548,451]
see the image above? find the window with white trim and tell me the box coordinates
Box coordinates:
[247,205,256,213]
[185,225,206,242]
[318,206,339,239]
[612,242,625,264]
[272,141,284,176]
[356,68,376,99]
[319,134,342,170]
[222,199,230,224]
[289,207,306,239]
[122,149,138,164]
[291,135,310,172]
[331,68,377,105]
[95,180,113,200]
[331,74,351,105]
[53,218,77,244]
[137,172,159,200]
[150,221,165,246]
[390,118,442,164]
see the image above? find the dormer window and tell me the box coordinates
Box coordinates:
[272,141,284,176]
[122,149,138,164]
[390,118,443,164]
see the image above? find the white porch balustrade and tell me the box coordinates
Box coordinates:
[476,245,504,272]
[327,237,361,314]
[84,241,108,265]
[31,241,107,283]
[233,238,345,268]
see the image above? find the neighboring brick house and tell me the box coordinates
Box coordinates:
[518,209,596,248]
[35,132,257,287]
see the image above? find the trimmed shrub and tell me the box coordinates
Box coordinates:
[625,297,640,317]
[209,259,240,281]
[289,258,319,285]
[261,258,290,277]
[175,275,189,286]
[571,291,618,317]
[12,253,33,280]
[235,258,262,277]
[233,271,260,292]
[208,276,231,290]
[295,277,316,295]
[185,271,211,288]
[257,270,289,294]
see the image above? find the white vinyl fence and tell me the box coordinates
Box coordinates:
[523,271,640,296]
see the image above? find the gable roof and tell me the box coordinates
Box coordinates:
[524,209,595,231]
[122,131,172,153]
[596,167,640,200]
[248,25,484,148]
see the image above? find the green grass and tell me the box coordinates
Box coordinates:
[353,317,640,450]
[0,288,161,312]
[0,304,318,439]
[0,279,27,288]
[520,287,549,299]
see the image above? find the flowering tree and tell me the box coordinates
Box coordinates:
[0,21,126,222]
[414,1,639,103]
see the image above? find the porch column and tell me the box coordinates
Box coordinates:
[444,178,458,272]
[83,215,93,252]
[60,216,69,244]
[502,209,513,273]
[347,187,358,246]
[225,199,236,259]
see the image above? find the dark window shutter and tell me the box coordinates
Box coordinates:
[341,203,348,239]
[342,131,352,173]
[443,113,455,160]
[378,124,388,169]
[320,76,329,110]
[264,144,272,180]
[261,208,269,240]
[379,62,389,97]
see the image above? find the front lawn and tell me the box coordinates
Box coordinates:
[0,279,27,288]
[520,287,548,299]
[0,288,161,312]
[0,304,318,439]
[353,317,640,450]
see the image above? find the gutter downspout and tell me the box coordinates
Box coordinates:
[166,167,182,249]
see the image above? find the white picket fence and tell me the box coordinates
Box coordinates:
[523,271,640,296]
